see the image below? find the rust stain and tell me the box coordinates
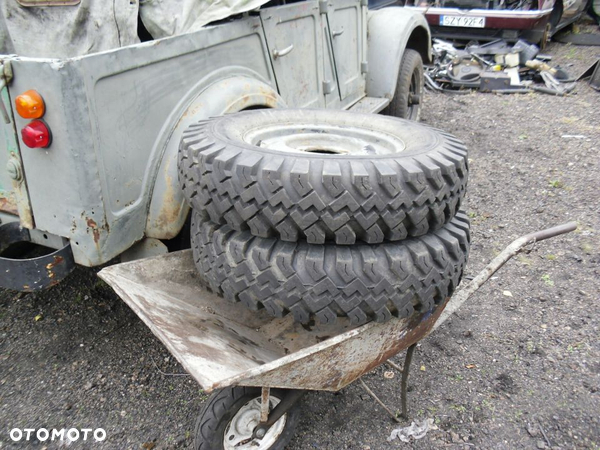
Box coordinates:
[236,299,452,391]
[0,196,19,216]
[86,218,101,244]
[45,255,64,271]
[151,159,186,239]
[337,301,450,390]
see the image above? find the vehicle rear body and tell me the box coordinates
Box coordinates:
[0,0,431,290]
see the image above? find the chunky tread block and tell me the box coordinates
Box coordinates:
[191,211,471,325]
[179,109,468,245]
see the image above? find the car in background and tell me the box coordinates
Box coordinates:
[400,0,591,45]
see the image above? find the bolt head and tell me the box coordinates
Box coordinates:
[255,428,266,439]
[6,159,21,181]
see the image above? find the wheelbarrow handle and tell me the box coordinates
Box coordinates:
[522,221,578,243]
[431,221,577,333]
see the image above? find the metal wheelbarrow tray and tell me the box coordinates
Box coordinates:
[99,249,445,393]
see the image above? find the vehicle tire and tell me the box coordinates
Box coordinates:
[195,387,301,450]
[549,0,563,31]
[382,49,424,121]
[179,109,468,245]
[191,210,470,325]
[588,0,600,24]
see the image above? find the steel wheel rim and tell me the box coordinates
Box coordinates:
[223,396,287,450]
[407,70,421,120]
[243,123,407,156]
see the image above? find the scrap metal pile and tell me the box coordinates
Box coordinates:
[426,38,577,95]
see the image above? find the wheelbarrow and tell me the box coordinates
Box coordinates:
[99,221,576,449]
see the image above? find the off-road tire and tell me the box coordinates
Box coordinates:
[191,210,470,325]
[179,109,468,245]
[382,49,424,121]
[194,387,301,450]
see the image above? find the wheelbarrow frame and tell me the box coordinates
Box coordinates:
[98,221,576,446]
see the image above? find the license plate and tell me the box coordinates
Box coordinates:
[440,15,486,28]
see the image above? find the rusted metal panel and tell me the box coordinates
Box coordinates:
[99,250,446,393]
[0,222,75,291]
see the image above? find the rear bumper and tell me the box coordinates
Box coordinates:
[407,6,553,22]
[0,222,75,291]
[405,6,552,42]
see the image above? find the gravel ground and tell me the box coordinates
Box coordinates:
[1,23,599,450]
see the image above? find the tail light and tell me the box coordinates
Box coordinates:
[21,120,51,148]
[15,90,45,119]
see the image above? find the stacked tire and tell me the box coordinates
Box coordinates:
[178,109,470,326]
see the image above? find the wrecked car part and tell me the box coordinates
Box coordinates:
[590,61,600,91]
[424,73,472,93]
[480,71,513,91]
[428,38,576,95]
[578,59,600,90]
[512,39,540,64]
[448,60,483,85]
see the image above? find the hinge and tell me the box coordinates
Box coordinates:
[0,61,14,124]
[361,61,368,74]
[319,0,328,14]
[322,80,335,94]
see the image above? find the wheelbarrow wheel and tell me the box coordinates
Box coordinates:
[195,387,301,450]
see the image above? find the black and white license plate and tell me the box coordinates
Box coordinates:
[440,15,486,28]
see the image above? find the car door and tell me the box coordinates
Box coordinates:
[326,0,366,106]
[261,2,326,108]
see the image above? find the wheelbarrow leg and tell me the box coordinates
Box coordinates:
[359,342,419,422]
[401,342,418,419]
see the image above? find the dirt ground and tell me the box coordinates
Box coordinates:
[1,21,599,450]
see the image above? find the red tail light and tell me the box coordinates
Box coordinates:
[21,120,51,148]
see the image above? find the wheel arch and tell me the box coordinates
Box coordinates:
[405,26,432,66]
[365,7,431,100]
[145,74,286,240]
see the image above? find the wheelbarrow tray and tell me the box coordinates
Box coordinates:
[99,250,446,393]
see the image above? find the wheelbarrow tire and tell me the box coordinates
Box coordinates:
[179,109,468,245]
[194,387,301,450]
[382,48,424,121]
[191,210,470,325]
